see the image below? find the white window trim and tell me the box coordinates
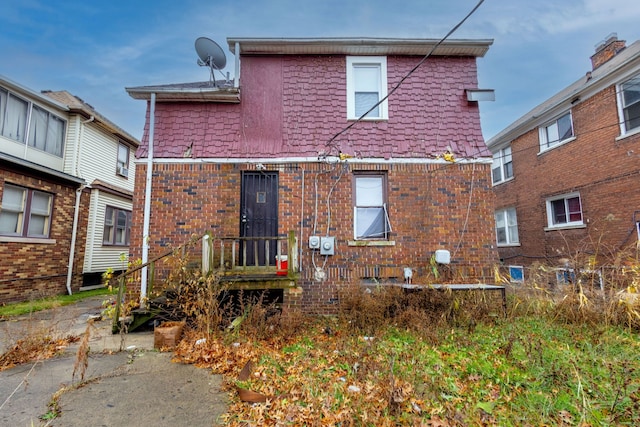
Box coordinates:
[538,111,574,153]
[544,192,584,230]
[616,74,640,136]
[346,56,388,121]
[495,207,519,247]
[491,146,514,186]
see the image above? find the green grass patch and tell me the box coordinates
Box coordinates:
[0,287,113,318]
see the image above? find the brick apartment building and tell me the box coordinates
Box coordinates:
[126,37,499,313]
[487,34,640,285]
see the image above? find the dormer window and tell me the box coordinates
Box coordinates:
[346,56,388,120]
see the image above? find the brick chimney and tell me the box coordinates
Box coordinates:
[590,33,626,70]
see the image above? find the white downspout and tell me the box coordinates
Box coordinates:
[65,115,94,295]
[140,93,156,307]
[65,187,83,295]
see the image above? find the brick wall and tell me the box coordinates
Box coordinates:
[494,85,640,268]
[130,160,498,313]
[0,168,87,303]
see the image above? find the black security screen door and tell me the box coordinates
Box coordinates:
[240,171,278,266]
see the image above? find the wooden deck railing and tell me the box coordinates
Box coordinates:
[111,231,298,332]
[202,231,298,277]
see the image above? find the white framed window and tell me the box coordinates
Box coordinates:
[353,173,391,239]
[495,207,519,246]
[492,146,513,185]
[117,143,130,177]
[346,56,388,120]
[103,206,132,246]
[0,88,29,143]
[0,184,53,238]
[0,87,66,157]
[28,105,65,157]
[546,192,583,228]
[539,111,574,151]
[619,73,640,134]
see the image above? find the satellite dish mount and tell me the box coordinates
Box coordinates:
[195,37,227,86]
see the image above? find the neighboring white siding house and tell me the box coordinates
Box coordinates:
[43,89,139,286]
[0,74,139,301]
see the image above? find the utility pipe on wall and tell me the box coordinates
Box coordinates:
[65,115,94,295]
[140,93,156,306]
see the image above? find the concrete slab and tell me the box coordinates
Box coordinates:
[0,296,228,426]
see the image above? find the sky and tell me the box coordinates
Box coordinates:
[2,0,640,142]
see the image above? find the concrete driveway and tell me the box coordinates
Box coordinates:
[0,296,228,426]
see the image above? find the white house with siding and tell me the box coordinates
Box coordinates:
[0,75,139,302]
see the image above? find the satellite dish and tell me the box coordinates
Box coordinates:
[195,37,227,85]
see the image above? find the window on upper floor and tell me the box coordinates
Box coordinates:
[0,88,29,143]
[495,207,519,246]
[28,105,65,157]
[0,183,53,238]
[117,143,130,178]
[0,87,66,157]
[353,173,391,240]
[539,111,574,151]
[619,73,640,134]
[103,206,131,246]
[546,192,583,229]
[346,56,388,120]
[492,146,513,185]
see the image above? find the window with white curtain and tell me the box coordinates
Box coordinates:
[1,86,66,156]
[346,56,388,120]
[0,89,29,142]
[495,207,519,246]
[354,173,390,239]
[28,105,64,157]
[0,184,53,238]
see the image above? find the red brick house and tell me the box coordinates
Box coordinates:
[487,34,640,285]
[126,37,499,313]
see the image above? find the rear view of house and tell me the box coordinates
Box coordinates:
[487,34,640,285]
[0,75,139,303]
[126,37,499,313]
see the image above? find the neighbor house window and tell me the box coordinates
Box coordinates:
[539,111,574,151]
[346,56,388,120]
[28,105,65,156]
[0,184,53,238]
[619,73,640,134]
[492,146,513,185]
[0,87,66,157]
[117,143,130,177]
[103,206,131,246]
[353,173,390,239]
[0,89,29,143]
[546,193,583,228]
[495,207,519,246]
